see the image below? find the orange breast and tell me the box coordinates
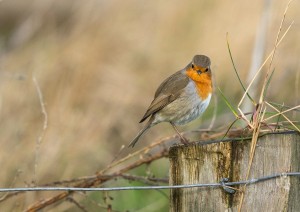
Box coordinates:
[186,70,212,100]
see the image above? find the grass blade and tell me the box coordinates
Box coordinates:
[226,34,256,105]
[217,87,239,117]
[263,68,275,98]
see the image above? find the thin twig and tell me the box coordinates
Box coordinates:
[101,135,175,174]
[238,104,265,212]
[259,0,293,104]
[0,129,296,204]
[0,169,22,201]
[263,104,300,122]
[238,2,294,210]
[67,196,88,212]
[25,150,169,211]
[265,102,300,132]
[77,192,121,212]
[32,76,48,185]
[237,21,294,127]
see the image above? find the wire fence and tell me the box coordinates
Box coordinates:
[0,131,298,211]
[0,172,299,193]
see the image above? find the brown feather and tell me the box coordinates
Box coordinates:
[139,70,189,123]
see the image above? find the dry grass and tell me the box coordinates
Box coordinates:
[0,0,299,210]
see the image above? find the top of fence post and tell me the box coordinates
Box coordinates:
[169,132,300,212]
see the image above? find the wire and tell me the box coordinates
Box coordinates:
[0,172,299,193]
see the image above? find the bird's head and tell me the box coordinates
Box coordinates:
[186,55,212,82]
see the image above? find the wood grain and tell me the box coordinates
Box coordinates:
[169,133,300,212]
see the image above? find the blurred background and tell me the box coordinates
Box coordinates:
[0,0,299,211]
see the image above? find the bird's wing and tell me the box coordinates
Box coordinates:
[154,70,189,98]
[139,70,189,123]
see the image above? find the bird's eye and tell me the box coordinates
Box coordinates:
[204,68,209,72]
[191,64,194,69]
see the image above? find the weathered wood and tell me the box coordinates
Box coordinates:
[169,133,300,212]
[169,141,232,211]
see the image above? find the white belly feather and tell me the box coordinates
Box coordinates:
[153,80,211,125]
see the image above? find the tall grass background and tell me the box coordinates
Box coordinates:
[0,0,299,211]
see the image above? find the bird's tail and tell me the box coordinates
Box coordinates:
[128,125,150,148]
[128,120,154,148]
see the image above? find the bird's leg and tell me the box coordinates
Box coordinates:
[170,122,189,145]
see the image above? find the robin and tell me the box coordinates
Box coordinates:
[129,55,212,147]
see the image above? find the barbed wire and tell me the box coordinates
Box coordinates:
[0,172,299,193]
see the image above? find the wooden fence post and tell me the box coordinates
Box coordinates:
[169,133,300,212]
